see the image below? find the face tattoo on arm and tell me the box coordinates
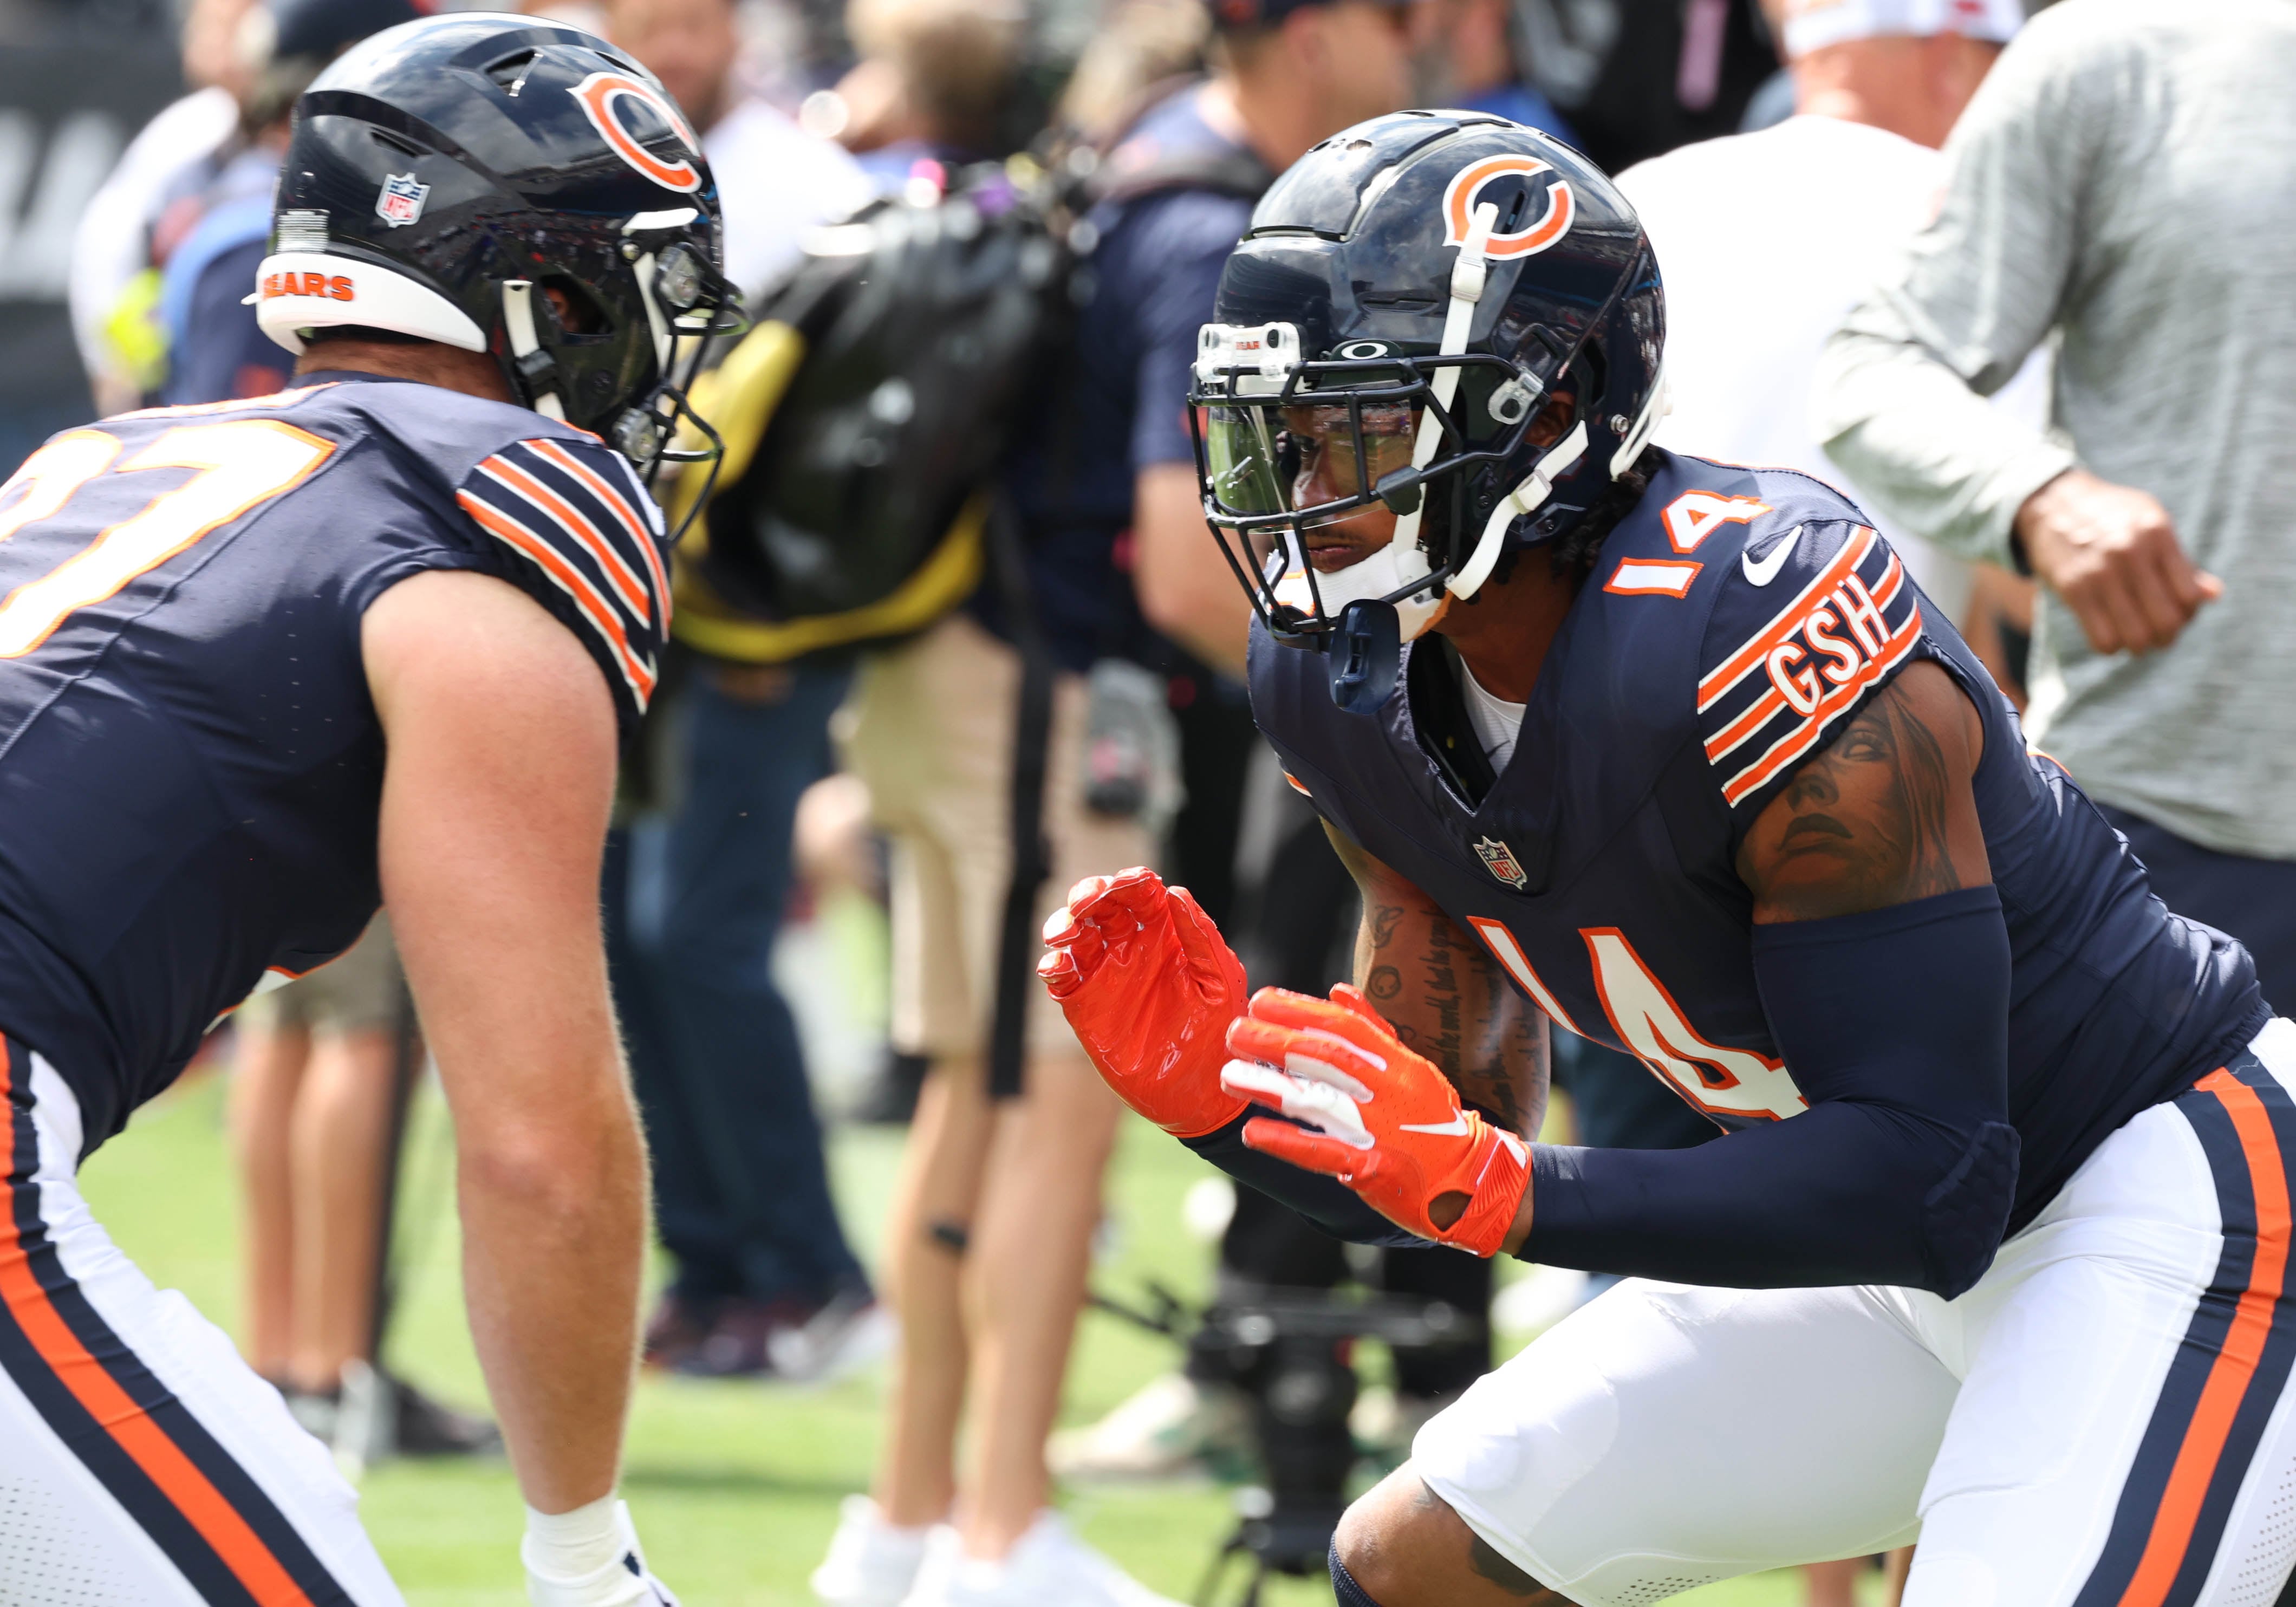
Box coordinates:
[1735,660,1991,925]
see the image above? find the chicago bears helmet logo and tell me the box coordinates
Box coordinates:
[1441,154,1575,260]
[569,71,703,194]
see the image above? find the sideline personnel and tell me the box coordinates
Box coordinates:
[0,14,734,1601]
[818,0,1415,1599]
[1817,0,2296,1008]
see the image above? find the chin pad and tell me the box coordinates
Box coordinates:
[1329,600,1401,714]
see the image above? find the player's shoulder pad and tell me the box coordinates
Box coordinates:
[453,432,672,719]
[1593,453,1869,603]
[1692,496,1924,823]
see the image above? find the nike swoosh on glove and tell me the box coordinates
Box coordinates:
[1039,866,1248,1138]
[523,1501,680,1606]
[1221,984,1529,1256]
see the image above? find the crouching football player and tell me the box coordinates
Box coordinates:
[0,15,739,1602]
[1040,113,2295,1606]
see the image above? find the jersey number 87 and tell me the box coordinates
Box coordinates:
[0,419,335,659]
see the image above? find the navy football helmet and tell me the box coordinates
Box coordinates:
[259,12,742,475]
[1188,111,1664,708]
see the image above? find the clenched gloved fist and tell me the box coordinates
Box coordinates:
[1039,866,1248,1138]
[1222,984,1529,1256]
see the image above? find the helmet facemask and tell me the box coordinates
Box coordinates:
[1189,317,1605,713]
[494,213,746,535]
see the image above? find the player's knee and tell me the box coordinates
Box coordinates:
[1334,1467,1559,1606]
[1329,1471,1433,1603]
[1330,1538,1388,1607]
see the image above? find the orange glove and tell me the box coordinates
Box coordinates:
[1038,867,1248,1138]
[1221,984,1529,1255]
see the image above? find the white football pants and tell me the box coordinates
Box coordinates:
[1415,1016,2296,1607]
[0,1041,404,1604]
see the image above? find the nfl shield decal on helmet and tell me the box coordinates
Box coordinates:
[375,173,429,227]
[1475,836,1530,890]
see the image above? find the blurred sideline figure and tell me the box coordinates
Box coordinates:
[0,12,738,1600]
[600,0,884,1386]
[1621,0,2026,627]
[1405,0,1573,142]
[151,0,500,1462]
[608,0,873,297]
[153,0,431,409]
[1819,0,2296,1011]
[816,0,1413,1599]
[229,915,498,1458]
[1504,0,1776,173]
[829,0,1021,181]
[67,0,252,415]
[1050,0,1211,145]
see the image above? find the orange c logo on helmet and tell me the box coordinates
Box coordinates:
[570,71,703,194]
[1441,154,1575,260]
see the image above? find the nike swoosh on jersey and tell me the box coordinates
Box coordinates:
[1398,1117,1473,1137]
[1741,525,1802,587]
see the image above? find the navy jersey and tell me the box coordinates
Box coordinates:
[1251,449,2267,1235]
[0,373,669,1153]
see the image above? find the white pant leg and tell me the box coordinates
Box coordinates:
[1412,1276,1960,1605]
[1907,1017,2296,1607]
[0,1048,404,1606]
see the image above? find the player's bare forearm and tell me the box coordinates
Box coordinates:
[365,570,646,1513]
[1322,822,1548,1140]
[1735,660,1992,925]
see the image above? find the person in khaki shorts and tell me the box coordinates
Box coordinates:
[838,611,1155,1587]
[228,912,494,1455]
[816,0,1415,1597]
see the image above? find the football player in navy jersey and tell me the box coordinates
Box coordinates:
[1038,113,2296,1606]
[0,14,742,1604]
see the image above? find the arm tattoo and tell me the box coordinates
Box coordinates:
[1326,824,1550,1138]
[1737,673,1973,922]
[1360,892,1545,1138]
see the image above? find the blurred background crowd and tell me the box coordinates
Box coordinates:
[3,0,2292,1599]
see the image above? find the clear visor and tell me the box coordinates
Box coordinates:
[1202,399,1421,523]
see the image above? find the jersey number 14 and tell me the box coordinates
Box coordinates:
[1468,916,1808,1122]
[0,419,334,658]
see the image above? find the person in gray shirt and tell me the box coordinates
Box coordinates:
[1816,0,2296,1010]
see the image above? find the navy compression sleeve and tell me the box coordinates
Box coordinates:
[1182,1115,1433,1250]
[1523,886,2018,1298]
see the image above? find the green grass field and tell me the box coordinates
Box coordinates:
[77,1067,1869,1606]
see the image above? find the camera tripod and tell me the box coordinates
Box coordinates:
[1088,1283,1484,1607]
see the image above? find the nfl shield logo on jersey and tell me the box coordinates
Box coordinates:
[1475,836,1530,890]
[375,173,429,228]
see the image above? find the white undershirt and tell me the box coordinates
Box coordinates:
[1459,661,1527,773]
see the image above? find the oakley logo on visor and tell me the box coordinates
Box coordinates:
[570,71,703,194]
[1441,154,1574,260]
